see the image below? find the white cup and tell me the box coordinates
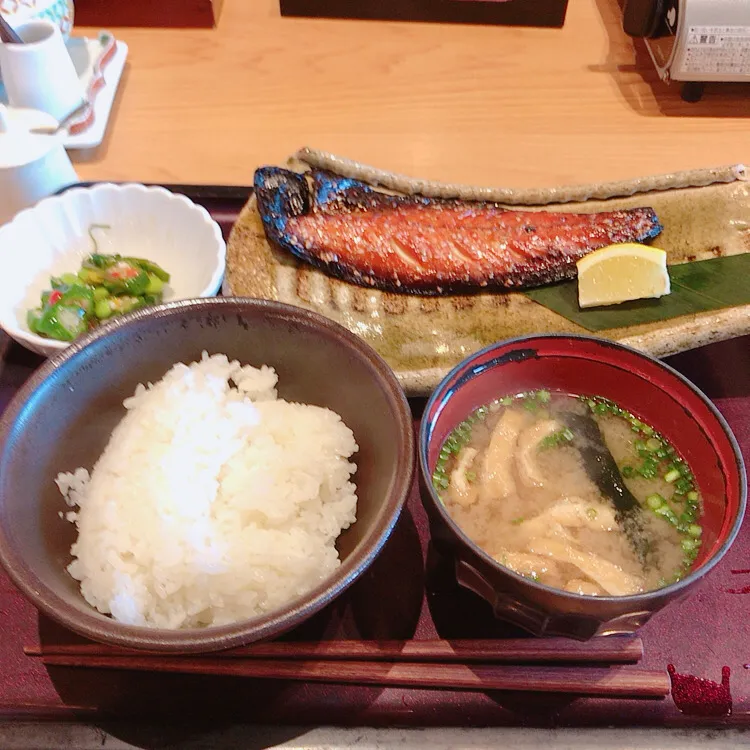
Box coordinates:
[0,19,85,122]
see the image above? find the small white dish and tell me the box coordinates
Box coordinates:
[0,183,226,357]
[0,31,128,150]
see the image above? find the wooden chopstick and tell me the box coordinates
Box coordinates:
[33,653,669,698]
[25,635,643,664]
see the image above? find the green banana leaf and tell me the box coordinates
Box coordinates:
[524,254,750,332]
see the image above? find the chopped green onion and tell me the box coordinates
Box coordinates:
[638,458,659,479]
[654,504,679,526]
[687,491,699,502]
[681,538,699,553]
[538,428,575,451]
[432,473,449,490]
[511,517,525,525]
[536,390,551,403]
[621,465,635,478]
[465,470,477,483]
[674,478,694,495]
[586,507,598,520]
[645,438,662,452]
[688,524,702,538]
[646,493,665,510]
[664,468,681,484]
[679,510,696,525]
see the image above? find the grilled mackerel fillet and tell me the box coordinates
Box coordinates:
[254,167,663,296]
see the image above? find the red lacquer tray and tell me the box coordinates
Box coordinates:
[0,186,749,728]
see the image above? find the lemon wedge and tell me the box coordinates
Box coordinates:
[576,243,670,309]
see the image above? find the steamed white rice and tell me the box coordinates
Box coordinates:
[56,352,359,629]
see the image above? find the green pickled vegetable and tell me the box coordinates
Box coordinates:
[94,298,113,320]
[123,256,171,282]
[145,273,165,295]
[26,237,171,342]
[78,266,106,285]
[35,302,88,341]
[26,308,43,334]
[101,262,150,296]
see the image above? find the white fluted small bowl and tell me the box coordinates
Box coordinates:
[0,183,226,357]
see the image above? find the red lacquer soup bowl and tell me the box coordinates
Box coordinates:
[419,335,746,640]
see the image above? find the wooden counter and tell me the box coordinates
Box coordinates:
[72,0,749,189]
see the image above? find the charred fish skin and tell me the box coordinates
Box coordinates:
[254,167,370,288]
[254,167,664,296]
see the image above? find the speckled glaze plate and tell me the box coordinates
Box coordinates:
[224,150,750,396]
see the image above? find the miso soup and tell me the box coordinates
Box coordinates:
[433,391,703,596]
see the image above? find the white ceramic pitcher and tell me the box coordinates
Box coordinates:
[0,19,84,121]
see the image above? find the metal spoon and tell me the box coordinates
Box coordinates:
[29,100,90,135]
[0,14,23,44]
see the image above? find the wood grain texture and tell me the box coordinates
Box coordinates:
[35,655,670,697]
[24,636,644,663]
[70,0,749,188]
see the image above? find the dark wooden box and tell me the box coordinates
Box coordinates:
[279,0,569,28]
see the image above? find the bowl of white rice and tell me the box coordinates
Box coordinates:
[0,298,414,652]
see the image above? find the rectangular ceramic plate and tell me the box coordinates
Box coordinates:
[64,37,128,150]
[224,153,750,396]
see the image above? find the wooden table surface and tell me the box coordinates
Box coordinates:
[72,0,749,189]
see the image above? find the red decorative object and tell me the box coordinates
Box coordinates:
[73,0,223,28]
[668,665,732,717]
